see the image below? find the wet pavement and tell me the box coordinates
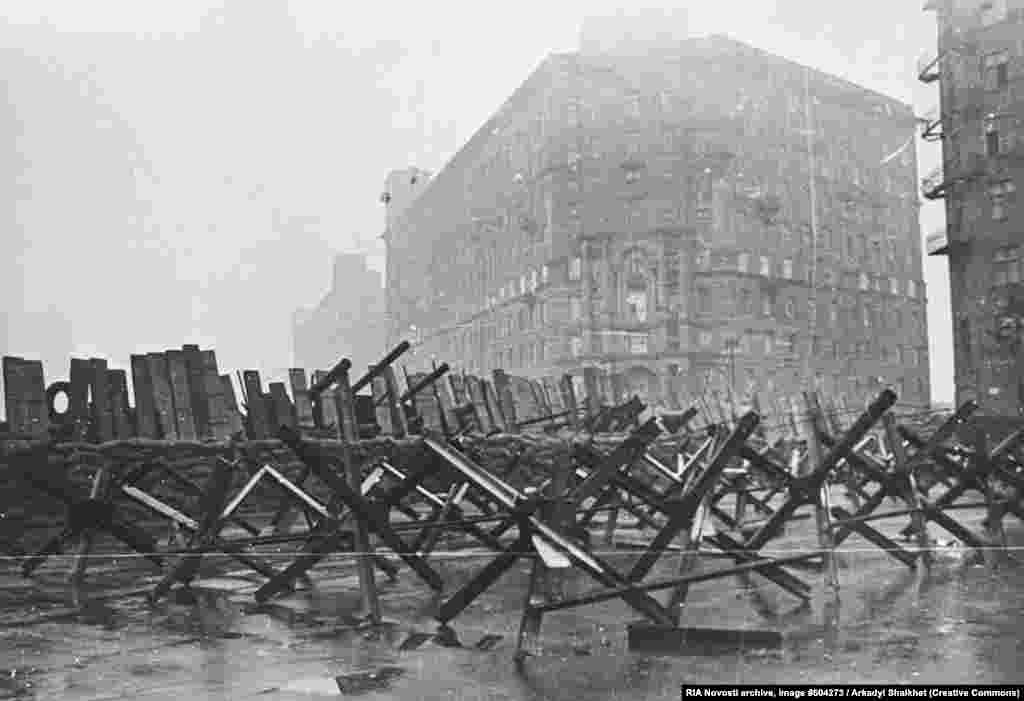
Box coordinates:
[2,497,1023,699]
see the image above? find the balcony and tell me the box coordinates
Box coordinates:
[921,165,952,200]
[926,231,949,256]
[918,107,943,142]
[917,52,942,83]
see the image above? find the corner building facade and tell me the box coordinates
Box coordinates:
[387,35,930,411]
[923,0,1024,416]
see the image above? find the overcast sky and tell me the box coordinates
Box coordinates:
[1,0,952,405]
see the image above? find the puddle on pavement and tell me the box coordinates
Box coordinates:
[1,519,1023,696]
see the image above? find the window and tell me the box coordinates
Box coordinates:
[762,295,774,317]
[891,278,900,295]
[699,331,713,347]
[984,51,1010,90]
[782,258,794,279]
[859,272,870,291]
[760,256,772,276]
[569,256,582,281]
[784,298,796,319]
[541,265,549,285]
[626,94,642,118]
[698,286,712,314]
[765,333,775,354]
[695,251,710,269]
[570,337,583,357]
[739,288,753,314]
[994,246,1022,284]
[987,125,1001,157]
[627,290,648,321]
[863,305,872,328]
[570,297,582,321]
[738,252,750,274]
[629,334,649,354]
[907,279,917,298]
[989,179,1016,221]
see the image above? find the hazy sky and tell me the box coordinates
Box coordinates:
[1,0,952,404]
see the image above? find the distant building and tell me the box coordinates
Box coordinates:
[293,253,387,377]
[922,0,1024,416]
[385,31,930,411]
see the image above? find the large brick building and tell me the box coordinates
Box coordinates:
[923,0,1024,416]
[386,32,930,411]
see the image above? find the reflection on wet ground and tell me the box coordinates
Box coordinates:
[1,505,1022,700]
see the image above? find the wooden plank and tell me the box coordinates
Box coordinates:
[482,378,505,432]
[449,373,467,405]
[2,357,26,434]
[201,351,232,440]
[310,370,338,431]
[465,375,493,435]
[288,369,315,428]
[335,366,382,622]
[90,358,113,442]
[371,375,393,436]
[560,374,579,429]
[262,392,278,432]
[492,370,517,432]
[146,353,176,439]
[2,357,48,436]
[23,359,48,437]
[411,372,444,432]
[436,371,458,430]
[510,375,538,423]
[165,350,196,441]
[242,371,269,439]
[382,366,407,438]
[582,367,601,418]
[68,358,92,440]
[531,380,550,419]
[543,377,563,413]
[182,345,211,439]
[219,374,245,436]
[130,355,158,438]
[268,382,295,431]
[107,369,133,439]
